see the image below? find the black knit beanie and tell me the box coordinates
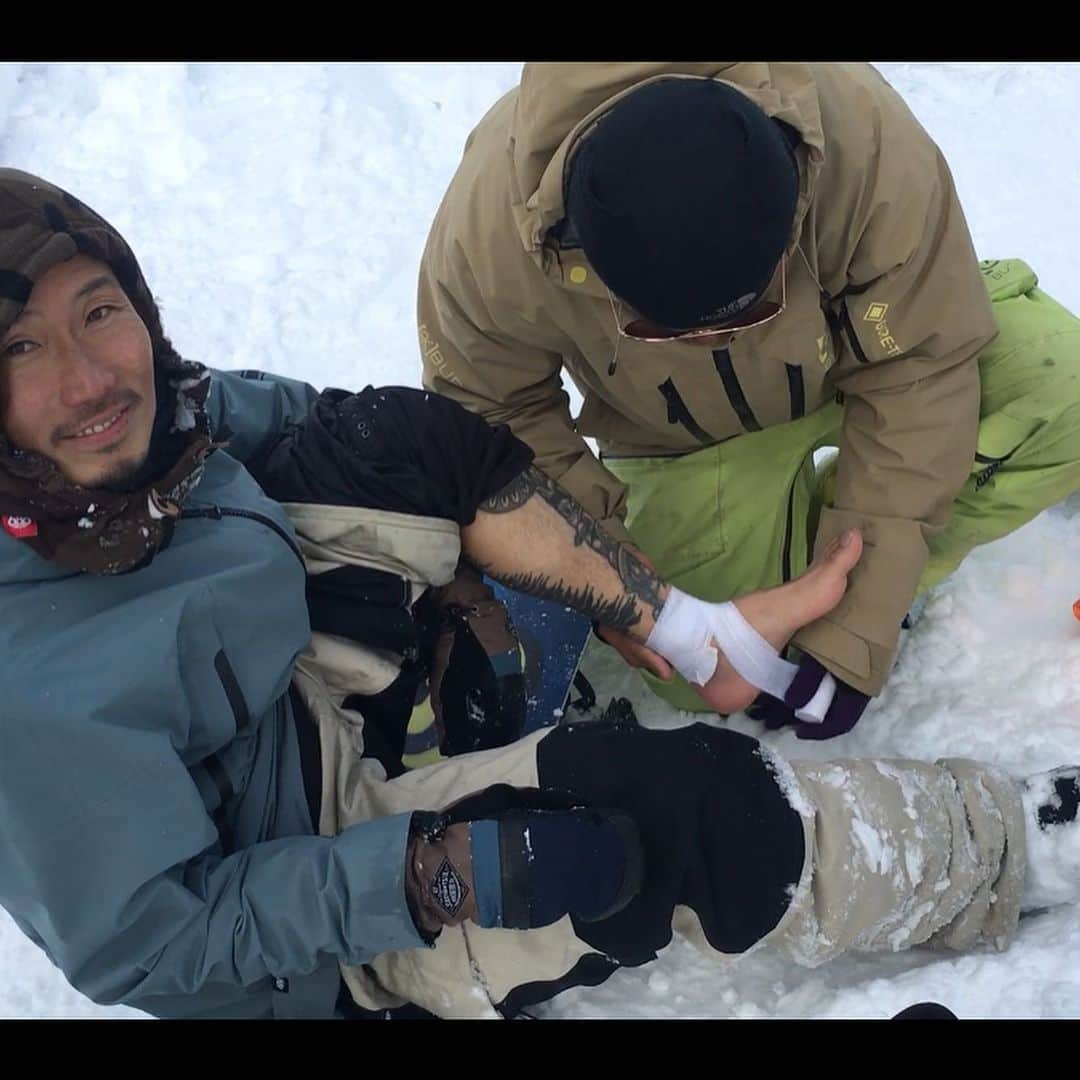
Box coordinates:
[565,78,800,331]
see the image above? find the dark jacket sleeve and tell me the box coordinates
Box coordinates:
[258,385,535,525]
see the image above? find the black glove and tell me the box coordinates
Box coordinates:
[404,785,644,938]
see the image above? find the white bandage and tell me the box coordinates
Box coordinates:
[644,587,836,723]
[792,671,836,725]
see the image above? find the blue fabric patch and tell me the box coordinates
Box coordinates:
[469,819,503,928]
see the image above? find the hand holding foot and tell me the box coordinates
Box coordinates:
[646,529,863,715]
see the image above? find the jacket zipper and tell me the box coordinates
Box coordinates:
[781,478,796,583]
[180,509,301,857]
[657,377,713,444]
[839,305,871,364]
[973,448,1017,490]
[785,363,806,420]
[712,349,762,432]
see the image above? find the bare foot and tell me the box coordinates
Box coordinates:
[694,529,864,714]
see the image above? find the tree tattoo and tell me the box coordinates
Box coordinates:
[477,466,666,631]
[475,469,536,514]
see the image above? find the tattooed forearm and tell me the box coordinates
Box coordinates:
[480,466,665,622]
[615,546,666,623]
[484,569,643,633]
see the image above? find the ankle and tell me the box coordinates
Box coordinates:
[646,587,798,696]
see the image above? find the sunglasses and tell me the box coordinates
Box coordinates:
[608,253,787,343]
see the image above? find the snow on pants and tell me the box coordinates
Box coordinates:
[293,661,1027,1018]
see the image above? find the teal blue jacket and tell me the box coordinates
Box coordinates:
[0,370,427,1018]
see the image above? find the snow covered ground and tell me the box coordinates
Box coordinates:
[2,60,1080,1019]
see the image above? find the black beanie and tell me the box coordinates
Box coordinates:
[565,78,800,331]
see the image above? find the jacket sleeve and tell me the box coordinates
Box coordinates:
[792,76,997,697]
[258,385,534,526]
[0,697,426,1012]
[205,368,321,478]
[418,244,636,545]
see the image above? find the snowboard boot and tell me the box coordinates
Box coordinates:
[1020,766,1080,911]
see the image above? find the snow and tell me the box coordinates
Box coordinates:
[3,60,1080,1019]
[1021,767,1080,910]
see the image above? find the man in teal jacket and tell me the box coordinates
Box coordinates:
[2,168,1078,1020]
